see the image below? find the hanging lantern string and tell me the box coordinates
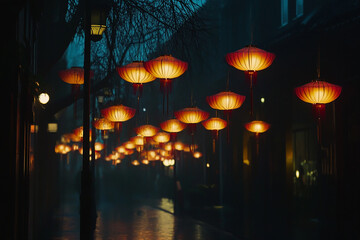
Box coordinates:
[317,45,321,79]
[250,0,254,44]
[226,71,230,90]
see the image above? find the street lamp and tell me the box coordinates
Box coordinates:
[38,92,50,104]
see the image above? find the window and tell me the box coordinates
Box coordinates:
[281,0,288,26]
[296,0,304,17]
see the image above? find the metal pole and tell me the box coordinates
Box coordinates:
[80,0,92,238]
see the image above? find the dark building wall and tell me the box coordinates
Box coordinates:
[165,0,360,239]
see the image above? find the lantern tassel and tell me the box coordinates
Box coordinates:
[160,79,172,116]
[72,84,81,119]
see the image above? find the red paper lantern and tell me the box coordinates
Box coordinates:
[175,107,209,124]
[244,120,270,136]
[116,61,156,95]
[206,91,246,111]
[202,117,227,152]
[226,46,275,117]
[59,67,94,117]
[135,124,159,137]
[101,105,136,131]
[295,80,341,119]
[144,55,188,114]
[226,46,275,77]
[160,118,187,141]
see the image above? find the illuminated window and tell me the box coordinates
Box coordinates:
[48,123,58,133]
[281,0,288,26]
[296,0,304,17]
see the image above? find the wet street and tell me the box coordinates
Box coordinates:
[50,196,240,240]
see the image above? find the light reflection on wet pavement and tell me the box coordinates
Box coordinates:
[51,198,240,240]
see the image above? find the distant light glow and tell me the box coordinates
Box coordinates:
[296,170,300,179]
[243,159,250,166]
[48,123,58,133]
[206,163,210,168]
[143,108,146,112]
[38,93,50,104]
[260,97,265,103]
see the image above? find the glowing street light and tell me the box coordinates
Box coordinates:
[38,92,50,104]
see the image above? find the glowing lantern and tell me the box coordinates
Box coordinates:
[226,45,275,76]
[55,144,72,155]
[62,133,81,143]
[153,132,170,144]
[59,67,94,117]
[144,55,188,114]
[117,61,156,95]
[101,105,136,131]
[175,107,209,139]
[193,151,202,159]
[202,117,227,131]
[93,117,114,138]
[244,120,270,154]
[226,45,275,116]
[160,118,187,141]
[164,143,173,151]
[94,142,104,151]
[115,146,126,153]
[175,107,209,124]
[132,160,140,166]
[174,142,185,151]
[244,120,270,135]
[130,136,145,146]
[135,124,159,137]
[123,141,136,149]
[145,150,158,161]
[142,159,150,165]
[73,127,92,141]
[206,91,246,111]
[295,80,342,119]
[124,149,134,156]
[202,117,227,152]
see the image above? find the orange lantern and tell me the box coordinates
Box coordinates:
[295,80,341,119]
[55,144,72,155]
[202,117,227,133]
[153,132,170,144]
[193,151,202,159]
[175,107,209,137]
[123,141,136,150]
[174,142,185,151]
[132,160,140,166]
[94,142,105,151]
[144,55,188,114]
[93,117,114,138]
[226,46,275,77]
[175,107,209,124]
[206,91,246,111]
[59,67,94,117]
[115,145,126,153]
[116,61,156,95]
[101,104,136,131]
[244,120,270,154]
[62,133,81,143]
[130,136,145,146]
[160,118,187,141]
[135,124,159,137]
[124,149,134,156]
[142,159,150,165]
[59,67,93,85]
[202,117,227,152]
[73,127,92,141]
[226,45,275,116]
[244,120,270,136]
